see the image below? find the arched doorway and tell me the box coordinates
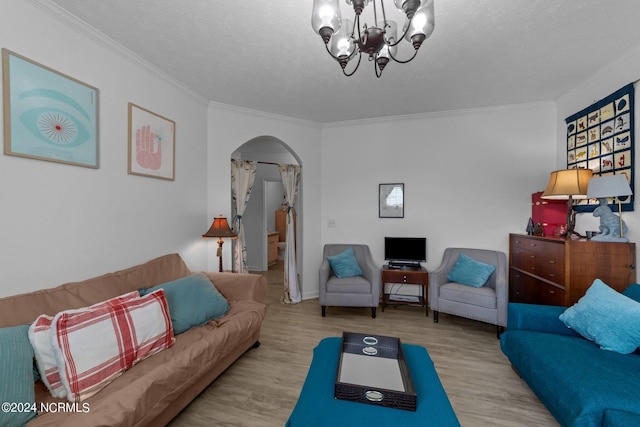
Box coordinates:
[231,136,302,286]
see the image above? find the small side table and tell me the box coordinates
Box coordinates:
[381,266,429,316]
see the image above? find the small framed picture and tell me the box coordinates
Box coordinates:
[128,103,175,180]
[379,183,404,218]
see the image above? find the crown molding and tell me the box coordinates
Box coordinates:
[208,101,321,129]
[31,0,208,105]
[322,101,556,129]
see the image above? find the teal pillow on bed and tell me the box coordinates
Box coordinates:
[560,279,640,354]
[0,324,37,426]
[141,273,230,335]
[327,248,363,278]
[447,253,496,287]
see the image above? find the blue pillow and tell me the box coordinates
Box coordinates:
[140,273,230,335]
[327,248,363,278]
[0,325,37,425]
[559,279,640,354]
[447,253,496,287]
[622,283,640,303]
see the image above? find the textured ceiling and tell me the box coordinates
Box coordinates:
[44,0,640,123]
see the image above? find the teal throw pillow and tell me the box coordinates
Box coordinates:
[141,273,230,335]
[559,279,640,354]
[0,324,37,426]
[622,283,640,303]
[447,253,496,287]
[327,248,363,278]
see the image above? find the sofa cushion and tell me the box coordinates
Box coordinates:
[327,248,363,278]
[500,329,640,426]
[603,408,640,426]
[29,290,140,399]
[439,282,497,309]
[50,289,175,402]
[560,279,640,354]
[0,324,37,426]
[140,273,230,335]
[31,299,266,426]
[447,253,496,287]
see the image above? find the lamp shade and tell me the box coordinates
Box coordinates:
[203,215,236,238]
[541,169,593,200]
[586,174,632,199]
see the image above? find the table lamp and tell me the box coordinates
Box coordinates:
[586,174,632,241]
[203,215,237,272]
[541,168,593,238]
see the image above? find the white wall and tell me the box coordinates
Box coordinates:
[0,1,209,297]
[320,103,558,277]
[556,43,640,256]
[206,103,322,299]
[6,0,637,303]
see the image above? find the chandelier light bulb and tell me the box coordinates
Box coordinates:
[312,0,342,42]
[403,1,434,48]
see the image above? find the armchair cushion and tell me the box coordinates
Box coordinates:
[327,248,363,278]
[559,279,640,354]
[447,253,496,287]
[327,276,371,294]
[440,283,497,309]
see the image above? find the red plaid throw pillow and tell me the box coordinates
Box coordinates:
[29,291,140,399]
[51,289,174,401]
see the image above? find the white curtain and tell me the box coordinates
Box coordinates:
[231,159,257,273]
[278,164,301,304]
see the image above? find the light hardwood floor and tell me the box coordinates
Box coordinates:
[169,262,559,426]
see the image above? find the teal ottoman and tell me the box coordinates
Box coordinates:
[286,337,460,427]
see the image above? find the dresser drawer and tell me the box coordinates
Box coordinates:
[537,282,565,306]
[510,246,535,270]
[383,270,426,285]
[509,269,537,304]
[511,237,564,283]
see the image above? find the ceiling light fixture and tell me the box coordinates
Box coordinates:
[311,0,435,77]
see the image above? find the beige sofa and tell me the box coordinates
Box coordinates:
[0,253,268,427]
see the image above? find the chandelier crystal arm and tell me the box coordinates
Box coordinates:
[387,45,420,63]
[342,51,363,76]
[383,17,413,48]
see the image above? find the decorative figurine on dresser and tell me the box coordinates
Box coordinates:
[586,175,633,242]
[591,199,628,241]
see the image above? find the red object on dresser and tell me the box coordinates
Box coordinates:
[532,191,568,237]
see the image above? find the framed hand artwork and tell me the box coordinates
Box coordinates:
[127,103,175,180]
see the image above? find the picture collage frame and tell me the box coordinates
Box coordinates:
[566,83,634,212]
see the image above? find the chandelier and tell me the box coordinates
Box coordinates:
[311,0,435,77]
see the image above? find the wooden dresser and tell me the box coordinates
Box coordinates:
[509,233,636,306]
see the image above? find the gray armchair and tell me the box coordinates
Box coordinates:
[319,244,381,318]
[428,247,508,337]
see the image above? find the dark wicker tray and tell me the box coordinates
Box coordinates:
[335,332,417,411]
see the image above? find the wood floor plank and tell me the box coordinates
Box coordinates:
[169,262,558,426]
